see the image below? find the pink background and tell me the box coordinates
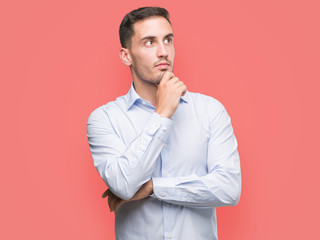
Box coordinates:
[1,0,319,239]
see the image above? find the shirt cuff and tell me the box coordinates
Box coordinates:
[152,176,200,203]
[143,112,173,143]
[152,177,178,201]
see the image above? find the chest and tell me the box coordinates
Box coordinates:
[115,103,210,177]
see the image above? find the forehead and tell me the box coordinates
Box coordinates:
[132,16,173,40]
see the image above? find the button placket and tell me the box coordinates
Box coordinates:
[160,138,174,240]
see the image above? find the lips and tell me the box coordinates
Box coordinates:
[155,62,170,69]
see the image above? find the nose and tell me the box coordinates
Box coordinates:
[157,42,168,58]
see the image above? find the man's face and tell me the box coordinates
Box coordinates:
[128,16,175,85]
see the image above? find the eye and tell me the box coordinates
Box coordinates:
[145,40,153,46]
[164,38,173,44]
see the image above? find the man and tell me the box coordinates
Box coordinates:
[87,7,241,240]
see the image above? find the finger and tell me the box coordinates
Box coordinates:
[114,199,124,212]
[114,199,121,212]
[173,79,184,87]
[108,196,113,211]
[102,189,111,198]
[178,84,187,96]
[109,195,116,212]
[103,189,113,198]
[160,71,175,83]
[169,77,180,84]
[107,192,117,211]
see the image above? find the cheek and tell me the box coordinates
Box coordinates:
[169,47,175,59]
[139,50,156,64]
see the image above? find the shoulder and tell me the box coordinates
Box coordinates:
[187,92,231,130]
[87,95,127,125]
[187,91,225,114]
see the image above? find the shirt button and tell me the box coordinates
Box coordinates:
[163,144,166,147]
[168,234,172,239]
[165,173,169,177]
[142,101,147,105]
[189,197,193,201]
[160,192,166,197]
[166,204,171,208]
[162,126,167,131]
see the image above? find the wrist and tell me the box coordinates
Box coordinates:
[155,108,171,118]
[149,179,154,195]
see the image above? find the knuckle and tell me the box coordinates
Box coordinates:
[166,71,173,79]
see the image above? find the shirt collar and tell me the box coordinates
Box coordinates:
[126,83,141,110]
[181,91,189,104]
[126,82,189,111]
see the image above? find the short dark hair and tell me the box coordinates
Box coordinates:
[119,7,171,49]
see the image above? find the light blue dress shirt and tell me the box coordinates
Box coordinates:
[87,83,241,240]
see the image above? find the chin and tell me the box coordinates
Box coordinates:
[155,72,165,83]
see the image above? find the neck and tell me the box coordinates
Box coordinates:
[133,79,158,107]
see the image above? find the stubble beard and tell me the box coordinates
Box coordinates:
[131,57,173,86]
[133,66,174,86]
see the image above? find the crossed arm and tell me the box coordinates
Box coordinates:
[102,179,153,212]
[87,72,240,212]
[87,99,241,212]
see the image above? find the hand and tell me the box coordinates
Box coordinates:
[102,189,126,212]
[102,179,154,212]
[155,71,187,118]
[130,179,154,201]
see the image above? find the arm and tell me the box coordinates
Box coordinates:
[87,109,172,200]
[151,101,241,208]
[103,179,154,212]
[87,72,187,200]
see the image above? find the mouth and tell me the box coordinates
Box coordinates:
[155,62,170,69]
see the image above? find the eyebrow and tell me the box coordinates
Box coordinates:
[140,33,174,43]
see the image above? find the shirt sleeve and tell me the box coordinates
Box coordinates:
[87,106,173,200]
[151,101,241,208]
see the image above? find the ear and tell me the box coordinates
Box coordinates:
[119,47,132,66]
